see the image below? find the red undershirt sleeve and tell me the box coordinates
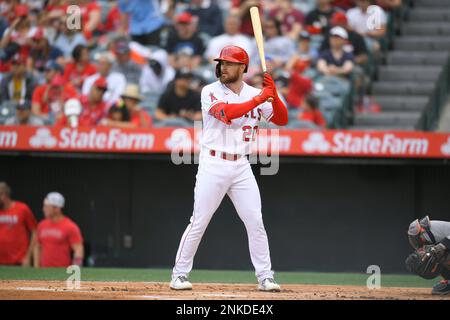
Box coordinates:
[208,99,259,125]
[269,96,288,126]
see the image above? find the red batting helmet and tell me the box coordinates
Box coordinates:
[214,45,249,77]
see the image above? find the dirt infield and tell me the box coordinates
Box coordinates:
[0,280,448,300]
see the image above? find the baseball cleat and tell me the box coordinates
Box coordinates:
[258,278,281,292]
[170,276,193,290]
[431,280,450,295]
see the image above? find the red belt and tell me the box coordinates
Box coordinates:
[209,149,241,161]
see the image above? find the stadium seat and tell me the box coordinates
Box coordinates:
[0,101,16,124]
[286,119,320,129]
[141,93,161,116]
[292,0,316,14]
[315,76,351,97]
[153,117,192,128]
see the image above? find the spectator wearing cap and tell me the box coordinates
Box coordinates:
[53,16,88,61]
[317,26,354,78]
[165,12,206,71]
[204,14,254,64]
[27,28,64,77]
[103,84,152,128]
[0,3,36,57]
[140,49,175,95]
[346,0,387,53]
[156,70,201,122]
[0,54,36,104]
[57,77,107,127]
[110,37,142,85]
[82,51,126,108]
[298,94,326,128]
[320,12,369,67]
[118,0,166,47]
[4,100,44,125]
[31,72,78,120]
[34,192,84,268]
[305,0,338,35]
[262,17,296,69]
[63,44,97,91]
[186,0,224,37]
[0,182,37,267]
[268,0,305,40]
[286,31,319,69]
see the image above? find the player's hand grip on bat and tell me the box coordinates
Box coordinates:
[253,84,275,105]
[208,85,274,125]
[209,73,287,126]
[262,73,288,126]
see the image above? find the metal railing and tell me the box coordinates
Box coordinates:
[416,53,450,131]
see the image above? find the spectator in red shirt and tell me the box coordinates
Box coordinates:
[0,182,37,266]
[285,58,313,109]
[102,84,152,128]
[63,44,97,91]
[27,28,64,77]
[268,0,305,40]
[56,76,107,127]
[32,73,78,121]
[72,0,101,43]
[376,0,402,10]
[231,0,261,36]
[332,0,355,10]
[0,4,35,58]
[34,192,84,268]
[298,94,326,128]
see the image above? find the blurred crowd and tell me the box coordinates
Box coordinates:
[0,0,403,129]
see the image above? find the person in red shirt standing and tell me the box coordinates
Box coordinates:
[298,94,327,128]
[56,76,107,127]
[0,182,37,266]
[34,192,83,268]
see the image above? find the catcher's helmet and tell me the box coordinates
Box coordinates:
[214,45,249,77]
[407,216,436,249]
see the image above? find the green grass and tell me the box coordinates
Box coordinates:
[0,266,437,288]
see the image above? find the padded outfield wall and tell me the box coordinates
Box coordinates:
[1,153,450,273]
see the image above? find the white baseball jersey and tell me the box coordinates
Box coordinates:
[200,80,274,156]
[172,80,277,285]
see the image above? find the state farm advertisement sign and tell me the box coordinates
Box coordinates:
[300,132,438,157]
[0,126,450,159]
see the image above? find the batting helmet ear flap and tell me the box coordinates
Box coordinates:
[215,61,221,78]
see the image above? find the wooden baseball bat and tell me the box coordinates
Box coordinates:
[250,6,273,103]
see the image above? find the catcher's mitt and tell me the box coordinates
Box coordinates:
[405,244,448,279]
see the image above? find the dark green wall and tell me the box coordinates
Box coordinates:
[1,154,449,273]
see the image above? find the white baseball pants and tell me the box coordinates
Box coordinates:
[172,148,274,282]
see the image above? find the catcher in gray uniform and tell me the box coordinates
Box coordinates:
[405,216,450,295]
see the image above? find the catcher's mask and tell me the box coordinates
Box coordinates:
[407,216,436,249]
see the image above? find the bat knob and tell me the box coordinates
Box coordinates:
[267,97,274,103]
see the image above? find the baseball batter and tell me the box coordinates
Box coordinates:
[170,45,288,292]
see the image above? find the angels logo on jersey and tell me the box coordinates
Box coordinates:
[209,92,218,103]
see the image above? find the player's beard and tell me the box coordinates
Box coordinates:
[220,70,240,84]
